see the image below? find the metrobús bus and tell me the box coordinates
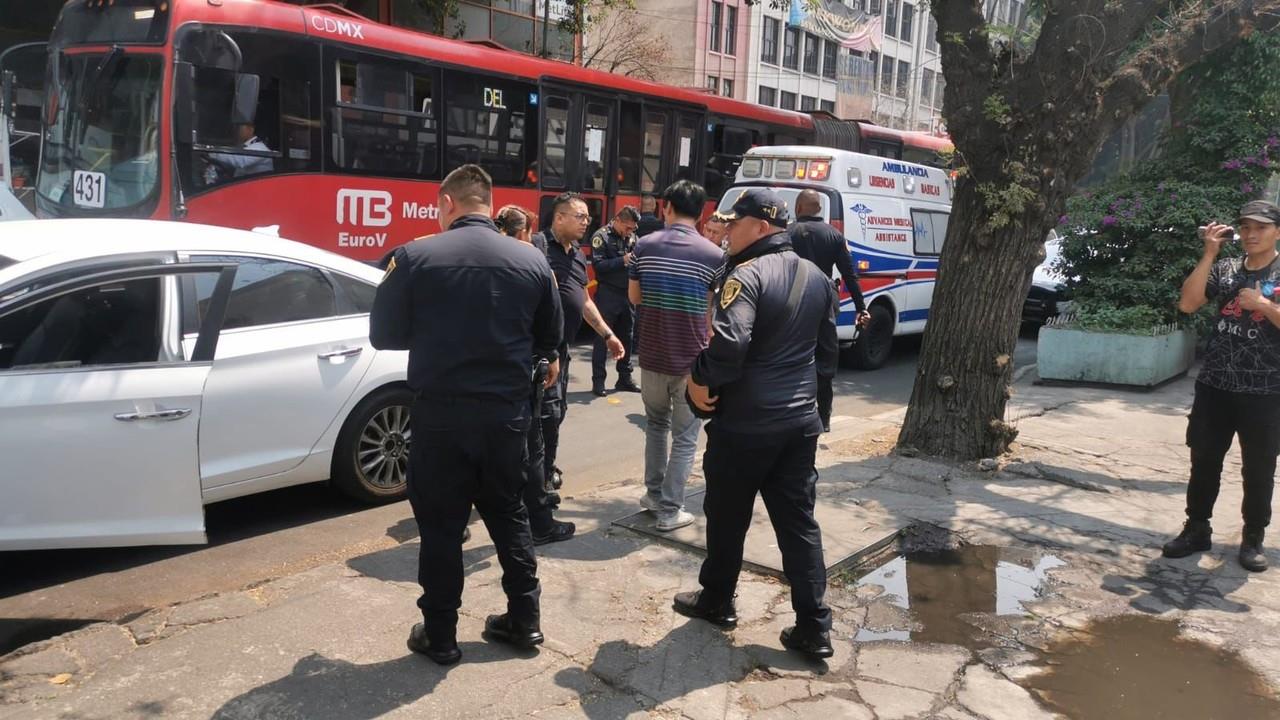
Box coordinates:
[35,0,953,262]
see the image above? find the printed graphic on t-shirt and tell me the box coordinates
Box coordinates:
[1199,257,1280,395]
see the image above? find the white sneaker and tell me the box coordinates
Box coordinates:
[656,510,695,532]
[640,495,661,513]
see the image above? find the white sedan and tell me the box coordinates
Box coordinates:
[0,220,410,551]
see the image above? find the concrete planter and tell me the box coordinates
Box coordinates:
[1037,326,1196,387]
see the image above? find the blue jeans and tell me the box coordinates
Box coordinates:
[641,368,702,517]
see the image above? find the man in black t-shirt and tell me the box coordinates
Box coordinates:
[1163,200,1280,573]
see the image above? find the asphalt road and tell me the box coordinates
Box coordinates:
[0,335,1038,656]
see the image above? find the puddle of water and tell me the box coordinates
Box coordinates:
[853,545,1064,647]
[1022,614,1280,720]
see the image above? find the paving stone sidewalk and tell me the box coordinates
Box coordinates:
[2,373,1278,719]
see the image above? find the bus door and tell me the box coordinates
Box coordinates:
[0,42,46,214]
[536,86,617,238]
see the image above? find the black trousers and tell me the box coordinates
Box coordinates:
[817,375,833,428]
[408,399,540,640]
[524,393,563,533]
[1186,382,1280,530]
[591,289,635,384]
[698,425,832,634]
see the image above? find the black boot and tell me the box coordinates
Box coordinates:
[483,614,544,648]
[591,380,607,397]
[406,623,461,666]
[672,590,738,629]
[1162,520,1212,559]
[614,376,641,393]
[1240,527,1268,572]
[780,626,834,659]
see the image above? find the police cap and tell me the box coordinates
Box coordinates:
[720,188,790,228]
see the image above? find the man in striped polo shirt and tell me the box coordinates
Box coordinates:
[628,180,726,531]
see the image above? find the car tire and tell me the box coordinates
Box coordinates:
[848,303,894,370]
[331,385,413,504]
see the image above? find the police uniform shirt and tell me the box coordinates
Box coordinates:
[543,230,590,346]
[788,216,866,313]
[691,231,839,434]
[369,215,563,418]
[589,225,632,295]
[638,212,664,238]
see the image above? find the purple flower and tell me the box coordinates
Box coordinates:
[1242,182,1255,194]
[1223,159,1243,171]
[1102,215,1118,227]
[1058,215,1068,225]
[1268,136,1279,148]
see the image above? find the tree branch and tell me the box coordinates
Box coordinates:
[935,0,1000,140]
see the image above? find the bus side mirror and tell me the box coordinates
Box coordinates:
[231,73,259,126]
[174,61,195,143]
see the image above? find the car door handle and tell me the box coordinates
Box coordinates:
[114,408,192,422]
[318,346,364,361]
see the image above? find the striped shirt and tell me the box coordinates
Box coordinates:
[628,223,726,376]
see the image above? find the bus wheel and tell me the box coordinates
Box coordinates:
[332,386,413,504]
[849,304,894,370]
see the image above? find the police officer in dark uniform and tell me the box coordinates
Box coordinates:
[530,192,626,544]
[676,188,839,660]
[788,189,871,432]
[589,206,641,396]
[370,165,563,665]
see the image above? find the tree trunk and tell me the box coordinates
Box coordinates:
[897,180,1049,458]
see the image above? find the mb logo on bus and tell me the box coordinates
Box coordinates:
[337,189,392,227]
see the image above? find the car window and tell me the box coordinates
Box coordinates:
[0,255,14,272]
[185,256,337,333]
[0,277,161,371]
[911,210,949,256]
[332,272,376,314]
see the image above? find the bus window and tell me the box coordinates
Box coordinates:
[674,115,698,182]
[443,72,536,186]
[643,112,667,193]
[581,102,610,192]
[617,101,642,193]
[705,123,755,200]
[541,95,570,189]
[177,29,319,192]
[329,55,438,179]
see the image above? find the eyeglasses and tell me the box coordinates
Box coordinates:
[560,212,591,222]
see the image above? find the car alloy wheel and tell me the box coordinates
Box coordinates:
[358,404,411,491]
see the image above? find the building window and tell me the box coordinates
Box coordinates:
[885,1,898,39]
[722,78,734,97]
[926,15,937,52]
[921,68,936,107]
[803,32,820,74]
[822,40,838,79]
[761,16,780,65]
[783,26,800,70]
[900,3,914,43]
[800,95,817,111]
[707,75,719,92]
[880,54,894,94]
[820,99,836,114]
[724,5,738,56]
[935,73,945,107]
[780,90,797,110]
[709,2,723,53]
[758,85,777,106]
[870,0,882,13]
[897,60,910,98]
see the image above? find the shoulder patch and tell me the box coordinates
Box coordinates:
[591,234,604,249]
[720,278,743,309]
[382,255,397,281]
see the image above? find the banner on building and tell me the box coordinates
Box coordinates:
[806,0,882,52]
[837,53,875,120]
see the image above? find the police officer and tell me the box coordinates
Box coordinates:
[676,188,839,660]
[589,207,642,396]
[788,189,871,432]
[638,194,665,237]
[531,192,626,543]
[370,165,563,664]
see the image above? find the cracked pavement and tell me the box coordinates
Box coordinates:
[3,373,1279,719]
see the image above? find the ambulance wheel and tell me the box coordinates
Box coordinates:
[332,386,413,504]
[850,304,894,370]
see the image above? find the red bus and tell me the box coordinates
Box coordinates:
[35,0,951,262]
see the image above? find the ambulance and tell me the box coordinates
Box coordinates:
[716,147,952,370]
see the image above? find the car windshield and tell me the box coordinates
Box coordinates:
[36,49,162,214]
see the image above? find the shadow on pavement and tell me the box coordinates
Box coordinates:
[1100,556,1251,614]
[554,620,824,718]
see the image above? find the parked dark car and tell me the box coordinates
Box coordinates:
[1022,232,1072,324]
